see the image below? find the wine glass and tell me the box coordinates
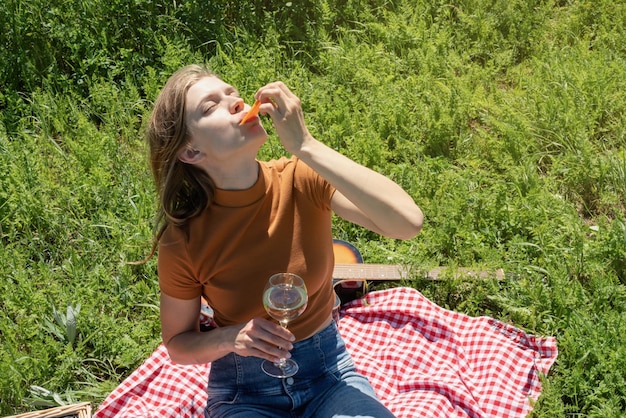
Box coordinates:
[261,272,308,378]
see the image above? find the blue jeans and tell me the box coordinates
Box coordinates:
[205,322,395,418]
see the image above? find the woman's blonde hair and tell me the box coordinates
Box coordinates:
[145,64,217,257]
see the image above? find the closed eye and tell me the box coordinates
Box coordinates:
[200,88,239,114]
[202,102,217,114]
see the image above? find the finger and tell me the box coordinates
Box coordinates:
[258,326,295,349]
[257,101,278,119]
[233,336,286,362]
[256,83,297,115]
[255,340,293,362]
[239,330,294,362]
[247,347,291,363]
[257,81,296,100]
[272,81,298,100]
[256,88,284,115]
[248,318,295,346]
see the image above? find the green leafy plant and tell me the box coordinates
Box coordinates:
[43,304,81,346]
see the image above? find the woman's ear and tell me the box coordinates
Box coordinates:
[178,147,204,164]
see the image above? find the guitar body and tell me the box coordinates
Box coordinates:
[332,239,368,306]
[333,239,363,265]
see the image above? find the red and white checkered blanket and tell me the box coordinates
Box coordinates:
[95,287,557,417]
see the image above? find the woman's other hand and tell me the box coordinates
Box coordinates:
[161,293,294,364]
[229,317,296,363]
[255,82,313,155]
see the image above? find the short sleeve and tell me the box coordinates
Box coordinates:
[157,226,203,300]
[292,158,336,210]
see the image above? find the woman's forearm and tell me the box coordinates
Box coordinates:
[294,135,423,240]
[165,327,235,365]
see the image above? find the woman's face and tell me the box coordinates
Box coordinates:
[184,76,267,163]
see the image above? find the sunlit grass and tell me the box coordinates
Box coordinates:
[1,0,625,416]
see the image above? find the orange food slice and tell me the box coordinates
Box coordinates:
[239,100,262,125]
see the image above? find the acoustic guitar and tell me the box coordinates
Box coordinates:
[333,239,504,282]
[331,239,504,309]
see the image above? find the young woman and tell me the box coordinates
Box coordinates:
[147,64,423,417]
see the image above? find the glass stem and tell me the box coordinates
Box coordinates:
[275,321,289,368]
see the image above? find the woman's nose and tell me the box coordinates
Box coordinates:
[231,97,245,114]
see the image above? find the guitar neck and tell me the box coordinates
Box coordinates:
[333,263,405,281]
[333,263,506,281]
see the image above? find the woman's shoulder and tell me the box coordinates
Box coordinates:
[262,155,317,177]
[261,155,297,171]
[160,222,190,248]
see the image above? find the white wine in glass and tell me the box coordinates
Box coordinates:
[261,273,308,378]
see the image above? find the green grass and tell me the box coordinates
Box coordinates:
[1,0,625,416]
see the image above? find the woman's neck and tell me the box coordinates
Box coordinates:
[205,160,260,190]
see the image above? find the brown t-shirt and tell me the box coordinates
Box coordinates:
[158,157,337,340]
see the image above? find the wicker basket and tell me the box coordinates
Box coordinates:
[4,402,92,418]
